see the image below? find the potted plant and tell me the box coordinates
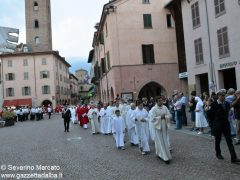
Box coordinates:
[2,111,16,126]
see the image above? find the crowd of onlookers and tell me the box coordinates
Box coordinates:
[167,88,240,145]
[0,105,53,122]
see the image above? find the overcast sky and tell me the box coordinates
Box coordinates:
[0,0,109,60]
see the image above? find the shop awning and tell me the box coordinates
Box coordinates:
[3,98,32,107]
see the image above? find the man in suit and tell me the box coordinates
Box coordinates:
[209,90,240,164]
[63,107,71,132]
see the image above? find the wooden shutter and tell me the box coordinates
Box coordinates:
[149,45,155,63]
[142,45,147,64]
[22,87,25,96]
[143,14,152,28]
[6,88,9,97]
[107,52,110,69]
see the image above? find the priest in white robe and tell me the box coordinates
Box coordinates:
[107,102,115,134]
[126,103,138,146]
[100,103,109,134]
[134,100,150,155]
[120,101,129,129]
[87,104,100,134]
[151,96,172,164]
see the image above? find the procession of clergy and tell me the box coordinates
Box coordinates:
[68,96,172,164]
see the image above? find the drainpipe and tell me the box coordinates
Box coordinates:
[33,55,37,106]
[0,57,4,106]
[204,0,216,91]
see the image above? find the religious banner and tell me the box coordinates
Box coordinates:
[121,92,133,102]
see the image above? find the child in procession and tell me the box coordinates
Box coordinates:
[112,109,125,150]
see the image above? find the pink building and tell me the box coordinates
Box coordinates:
[89,0,180,102]
[0,51,71,108]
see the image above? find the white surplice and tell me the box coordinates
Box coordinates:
[121,103,130,129]
[70,107,76,124]
[112,116,125,147]
[87,108,100,134]
[134,108,150,152]
[126,108,139,145]
[99,107,108,134]
[151,104,172,161]
[107,105,115,133]
[112,105,125,129]
[148,109,156,141]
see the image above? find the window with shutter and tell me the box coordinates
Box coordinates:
[215,0,226,17]
[143,14,152,28]
[7,73,15,81]
[42,58,47,65]
[24,72,29,80]
[101,58,106,74]
[217,27,230,58]
[40,71,49,78]
[23,59,28,66]
[42,85,50,94]
[142,44,155,64]
[166,14,172,28]
[142,0,150,4]
[7,88,14,97]
[8,60,12,67]
[99,32,104,44]
[194,38,204,65]
[191,2,200,29]
[22,87,31,96]
[34,20,39,28]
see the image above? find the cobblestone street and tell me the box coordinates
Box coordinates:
[0,114,240,180]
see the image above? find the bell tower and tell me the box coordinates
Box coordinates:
[25,0,52,52]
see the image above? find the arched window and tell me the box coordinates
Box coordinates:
[34,20,39,28]
[34,2,38,11]
[35,36,40,45]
